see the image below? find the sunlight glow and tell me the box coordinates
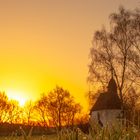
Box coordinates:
[7,90,27,106]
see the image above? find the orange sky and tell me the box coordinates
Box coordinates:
[0,0,138,110]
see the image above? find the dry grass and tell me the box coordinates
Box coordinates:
[0,135,57,140]
[0,120,140,140]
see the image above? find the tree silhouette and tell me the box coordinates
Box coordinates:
[23,101,35,125]
[34,94,50,127]
[88,7,140,107]
[7,100,21,124]
[0,92,10,123]
[35,86,82,130]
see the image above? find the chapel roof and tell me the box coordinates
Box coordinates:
[90,78,121,112]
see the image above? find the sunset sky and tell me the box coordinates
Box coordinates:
[0,0,138,109]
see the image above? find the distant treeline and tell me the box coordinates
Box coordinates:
[0,123,55,136]
[0,122,90,136]
[0,86,88,132]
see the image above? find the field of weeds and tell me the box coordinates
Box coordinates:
[0,121,140,140]
[0,135,57,140]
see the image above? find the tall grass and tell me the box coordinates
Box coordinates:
[88,120,139,140]
[57,119,140,140]
[2,119,140,140]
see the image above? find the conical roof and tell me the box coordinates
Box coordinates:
[90,78,121,112]
[108,78,117,93]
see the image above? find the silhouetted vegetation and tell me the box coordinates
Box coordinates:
[88,6,140,110]
[35,86,82,130]
[0,87,88,135]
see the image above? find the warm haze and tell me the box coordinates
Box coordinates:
[0,0,138,110]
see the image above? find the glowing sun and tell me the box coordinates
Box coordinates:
[7,90,27,106]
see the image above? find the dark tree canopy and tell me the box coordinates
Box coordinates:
[35,86,82,130]
[88,7,140,106]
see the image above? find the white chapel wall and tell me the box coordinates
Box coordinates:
[90,109,121,126]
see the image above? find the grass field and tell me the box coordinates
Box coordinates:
[0,135,57,140]
[0,121,139,140]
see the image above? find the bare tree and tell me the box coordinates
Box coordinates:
[62,99,82,127]
[47,86,78,130]
[7,100,21,124]
[35,86,82,130]
[0,92,10,123]
[23,100,35,125]
[88,7,140,107]
[123,87,140,110]
[34,94,50,127]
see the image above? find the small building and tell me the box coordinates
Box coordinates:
[90,77,122,127]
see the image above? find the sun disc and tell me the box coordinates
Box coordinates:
[7,90,27,106]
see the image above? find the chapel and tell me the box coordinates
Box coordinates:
[90,77,122,126]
